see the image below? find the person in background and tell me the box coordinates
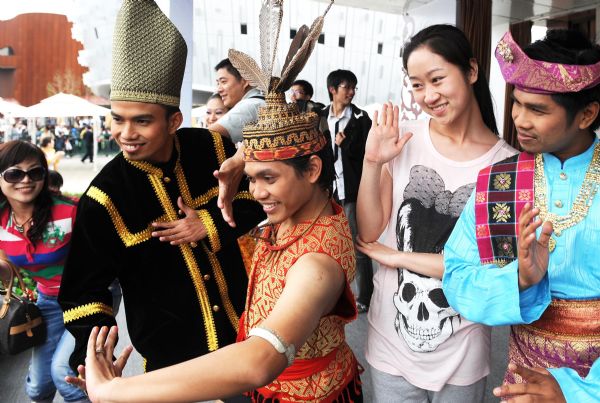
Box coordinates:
[319,69,373,313]
[290,79,325,113]
[208,58,265,143]
[0,140,89,403]
[80,124,94,163]
[443,29,600,403]
[41,136,65,171]
[356,25,517,402]
[204,93,229,127]
[48,169,64,196]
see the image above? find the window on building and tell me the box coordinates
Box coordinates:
[290,28,297,39]
[338,36,345,48]
[377,42,383,54]
[0,47,14,56]
[241,24,248,35]
[318,33,325,44]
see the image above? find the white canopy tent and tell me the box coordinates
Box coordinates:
[0,97,28,116]
[21,93,110,118]
[21,93,111,171]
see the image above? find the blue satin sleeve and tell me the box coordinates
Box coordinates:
[442,192,551,326]
[549,358,600,403]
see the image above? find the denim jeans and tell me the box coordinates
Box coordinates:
[25,291,89,402]
[342,201,374,306]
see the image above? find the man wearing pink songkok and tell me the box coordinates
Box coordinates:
[442,29,600,402]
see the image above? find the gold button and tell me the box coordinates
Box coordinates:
[203,274,211,281]
[554,200,563,208]
[212,305,220,312]
[559,172,567,180]
[190,241,198,248]
[163,176,171,183]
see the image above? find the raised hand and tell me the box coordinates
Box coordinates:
[493,363,566,403]
[364,102,413,165]
[65,326,133,402]
[213,145,246,228]
[517,203,553,290]
[152,197,207,245]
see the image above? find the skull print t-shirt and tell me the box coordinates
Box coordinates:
[365,118,516,391]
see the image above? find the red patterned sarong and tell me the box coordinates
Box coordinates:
[505,299,600,384]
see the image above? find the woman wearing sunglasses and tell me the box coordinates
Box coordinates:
[0,140,88,403]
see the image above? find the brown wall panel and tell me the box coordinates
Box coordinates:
[0,13,88,106]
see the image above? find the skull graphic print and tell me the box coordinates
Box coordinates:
[393,165,474,352]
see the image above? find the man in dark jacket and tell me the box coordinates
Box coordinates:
[80,124,94,163]
[319,69,373,312]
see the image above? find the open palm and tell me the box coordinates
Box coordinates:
[365,102,413,165]
[517,203,553,290]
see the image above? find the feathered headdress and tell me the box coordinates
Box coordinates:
[229,0,334,162]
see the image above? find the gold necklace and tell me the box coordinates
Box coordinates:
[11,211,33,233]
[534,142,600,252]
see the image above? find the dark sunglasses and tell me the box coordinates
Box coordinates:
[0,167,46,183]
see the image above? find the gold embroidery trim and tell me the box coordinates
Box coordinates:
[534,143,600,252]
[63,302,113,324]
[233,191,255,201]
[86,186,158,247]
[197,210,221,252]
[174,161,220,209]
[202,243,240,331]
[210,130,226,165]
[147,174,219,351]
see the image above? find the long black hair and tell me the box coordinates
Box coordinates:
[0,141,52,242]
[402,24,499,135]
[523,29,600,132]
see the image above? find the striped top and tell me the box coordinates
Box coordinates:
[0,197,77,296]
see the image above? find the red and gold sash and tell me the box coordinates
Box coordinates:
[506,299,600,384]
[475,152,535,267]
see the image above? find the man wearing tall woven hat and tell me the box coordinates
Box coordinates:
[75,1,363,402]
[442,30,600,401]
[58,0,264,376]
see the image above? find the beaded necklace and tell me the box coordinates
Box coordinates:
[534,142,600,252]
[11,210,33,234]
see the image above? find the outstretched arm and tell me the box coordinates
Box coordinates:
[356,238,444,278]
[80,253,346,402]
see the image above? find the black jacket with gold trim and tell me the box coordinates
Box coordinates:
[58,128,265,372]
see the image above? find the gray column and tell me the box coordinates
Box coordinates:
[168,0,194,127]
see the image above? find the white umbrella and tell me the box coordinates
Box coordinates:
[0,97,27,116]
[21,93,111,172]
[21,93,110,118]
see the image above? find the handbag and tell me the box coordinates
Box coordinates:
[0,259,46,355]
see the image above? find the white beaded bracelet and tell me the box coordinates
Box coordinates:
[248,326,296,367]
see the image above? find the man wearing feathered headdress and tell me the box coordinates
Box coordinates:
[58,0,264,378]
[74,1,364,402]
[443,30,600,402]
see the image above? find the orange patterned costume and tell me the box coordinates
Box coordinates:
[238,201,362,402]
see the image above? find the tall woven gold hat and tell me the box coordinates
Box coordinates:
[111,0,187,107]
[230,0,333,162]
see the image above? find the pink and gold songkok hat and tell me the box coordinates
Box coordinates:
[495,31,600,94]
